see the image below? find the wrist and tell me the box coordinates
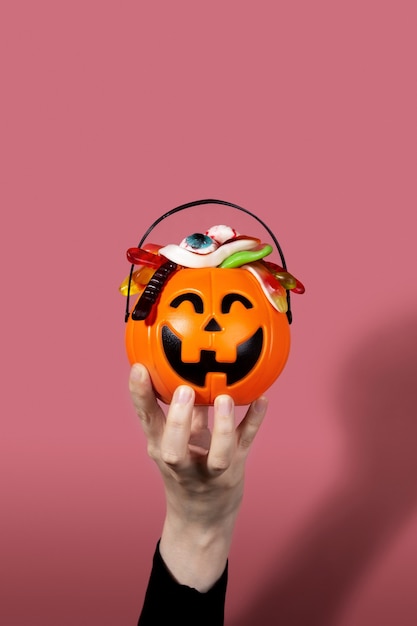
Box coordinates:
[163,475,244,526]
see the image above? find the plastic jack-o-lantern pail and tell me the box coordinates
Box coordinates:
[120,199,304,405]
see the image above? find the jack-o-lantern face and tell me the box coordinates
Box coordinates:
[125,268,290,405]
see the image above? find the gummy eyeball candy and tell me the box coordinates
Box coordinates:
[180,233,218,253]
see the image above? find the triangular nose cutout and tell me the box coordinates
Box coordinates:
[204,318,222,332]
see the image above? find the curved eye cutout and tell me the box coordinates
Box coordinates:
[170,293,204,313]
[170,292,254,314]
[221,294,253,313]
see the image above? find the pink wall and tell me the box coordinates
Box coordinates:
[2,2,416,625]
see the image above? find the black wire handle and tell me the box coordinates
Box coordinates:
[124,199,292,323]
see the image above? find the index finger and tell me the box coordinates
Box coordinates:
[160,385,195,468]
[207,395,236,475]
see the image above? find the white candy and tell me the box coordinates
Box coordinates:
[160,236,259,268]
[205,225,239,244]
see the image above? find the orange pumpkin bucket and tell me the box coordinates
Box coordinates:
[120,199,304,405]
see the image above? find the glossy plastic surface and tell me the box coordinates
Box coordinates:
[125,267,291,405]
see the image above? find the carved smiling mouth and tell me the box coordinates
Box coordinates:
[161,326,263,387]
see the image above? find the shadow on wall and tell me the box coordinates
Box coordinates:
[231,311,417,626]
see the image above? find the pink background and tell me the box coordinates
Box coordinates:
[2,1,416,625]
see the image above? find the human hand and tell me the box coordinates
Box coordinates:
[129,363,268,591]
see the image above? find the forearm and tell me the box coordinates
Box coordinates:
[159,507,237,592]
[138,541,228,626]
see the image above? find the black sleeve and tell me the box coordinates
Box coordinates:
[138,541,228,626]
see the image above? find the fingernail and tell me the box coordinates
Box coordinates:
[174,386,193,405]
[253,396,268,413]
[130,364,145,383]
[216,395,233,414]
